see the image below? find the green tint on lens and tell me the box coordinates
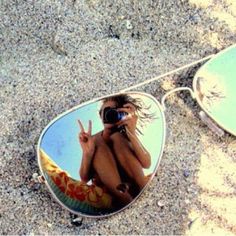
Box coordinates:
[193,44,236,136]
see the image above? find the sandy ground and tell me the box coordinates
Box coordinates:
[1,0,236,235]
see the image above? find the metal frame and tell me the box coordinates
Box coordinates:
[37,43,236,218]
[37,91,166,218]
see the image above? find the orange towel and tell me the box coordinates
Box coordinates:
[39,149,112,209]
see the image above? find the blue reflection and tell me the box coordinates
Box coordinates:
[41,102,103,180]
[40,95,164,180]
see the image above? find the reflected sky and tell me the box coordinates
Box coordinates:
[40,94,165,180]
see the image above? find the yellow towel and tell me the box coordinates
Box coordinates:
[39,149,112,209]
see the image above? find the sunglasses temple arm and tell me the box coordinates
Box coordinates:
[120,54,215,93]
[161,87,195,111]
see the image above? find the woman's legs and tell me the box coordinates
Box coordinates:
[110,132,148,189]
[92,139,133,207]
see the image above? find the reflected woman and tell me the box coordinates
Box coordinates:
[78,94,155,208]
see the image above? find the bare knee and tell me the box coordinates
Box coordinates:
[92,142,115,170]
[111,132,131,157]
[92,142,133,206]
[111,132,147,188]
[111,133,142,173]
[111,132,128,145]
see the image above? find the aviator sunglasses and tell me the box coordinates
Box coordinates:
[37,44,236,218]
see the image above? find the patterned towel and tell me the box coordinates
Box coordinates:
[39,149,112,214]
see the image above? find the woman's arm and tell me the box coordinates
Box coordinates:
[78,120,96,182]
[116,104,151,169]
[126,129,151,168]
[79,152,95,182]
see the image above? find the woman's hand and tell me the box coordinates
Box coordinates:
[116,103,138,135]
[116,103,151,168]
[78,120,95,157]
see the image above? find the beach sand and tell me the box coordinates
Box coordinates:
[1,0,236,234]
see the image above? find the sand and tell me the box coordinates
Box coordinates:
[1,0,236,234]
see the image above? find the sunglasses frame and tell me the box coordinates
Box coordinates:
[37,91,166,218]
[37,44,236,218]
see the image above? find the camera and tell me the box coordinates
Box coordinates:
[103,107,127,124]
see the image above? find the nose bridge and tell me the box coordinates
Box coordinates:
[161,87,195,111]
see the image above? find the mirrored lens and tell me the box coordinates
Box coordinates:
[38,92,165,217]
[193,44,236,136]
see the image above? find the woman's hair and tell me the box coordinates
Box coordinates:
[99,94,157,135]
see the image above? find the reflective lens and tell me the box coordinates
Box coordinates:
[37,92,166,217]
[193,44,236,136]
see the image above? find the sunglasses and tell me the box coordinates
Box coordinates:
[37,44,236,218]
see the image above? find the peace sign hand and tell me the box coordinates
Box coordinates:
[78,120,95,157]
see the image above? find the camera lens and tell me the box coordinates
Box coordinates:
[103,107,127,124]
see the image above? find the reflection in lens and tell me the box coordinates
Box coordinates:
[193,44,236,136]
[38,92,165,216]
[40,149,113,214]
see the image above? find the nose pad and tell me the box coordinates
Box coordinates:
[199,111,225,137]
